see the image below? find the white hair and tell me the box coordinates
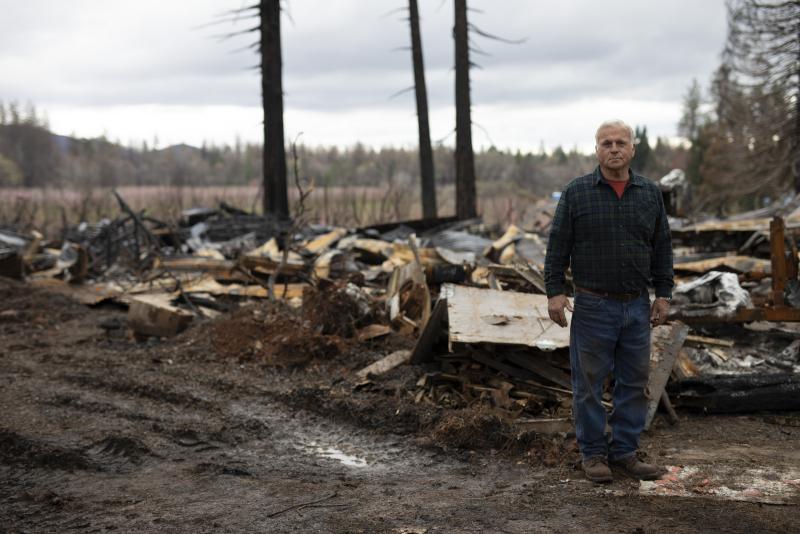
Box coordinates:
[595,119,635,144]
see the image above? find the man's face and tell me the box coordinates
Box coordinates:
[595,125,635,171]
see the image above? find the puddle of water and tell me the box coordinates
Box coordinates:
[312,446,367,467]
[304,441,369,468]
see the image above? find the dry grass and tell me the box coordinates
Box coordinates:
[0,183,544,237]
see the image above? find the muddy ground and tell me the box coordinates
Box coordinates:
[1,278,798,533]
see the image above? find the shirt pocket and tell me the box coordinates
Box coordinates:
[633,199,658,237]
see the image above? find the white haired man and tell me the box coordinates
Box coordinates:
[544,119,674,483]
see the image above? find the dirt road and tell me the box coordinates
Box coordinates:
[1,278,798,533]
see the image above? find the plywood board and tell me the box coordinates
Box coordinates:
[441,284,571,350]
[645,321,689,430]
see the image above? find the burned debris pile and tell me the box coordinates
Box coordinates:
[666,199,800,413]
[2,189,800,446]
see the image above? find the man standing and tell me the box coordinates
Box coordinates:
[544,119,674,483]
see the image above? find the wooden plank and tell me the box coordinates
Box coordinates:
[645,321,689,430]
[673,255,771,275]
[240,255,306,274]
[470,352,536,382]
[158,257,237,272]
[660,391,679,425]
[193,248,226,260]
[685,334,734,348]
[29,279,123,306]
[387,243,442,267]
[355,350,412,379]
[303,228,348,254]
[770,217,787,306]
[505,352,572,390]
[128,294,194,338]
[441,284,571,350]
[356,324,391,342]
[181,275,306,299]
[313,249,338,279]
[348,238,393,258]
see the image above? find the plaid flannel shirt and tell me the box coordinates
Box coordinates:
[544,166,674,299]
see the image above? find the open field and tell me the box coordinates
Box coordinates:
[0,184,547,236]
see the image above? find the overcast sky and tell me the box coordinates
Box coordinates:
[0,0,728,152]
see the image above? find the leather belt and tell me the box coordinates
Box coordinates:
[575,286,645,302]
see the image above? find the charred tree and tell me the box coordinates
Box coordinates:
[726,0,800,194]
[453,0,477,220]
[408,0,437,219]
[260,0,289,219]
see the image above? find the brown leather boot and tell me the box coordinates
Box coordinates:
[582,456,613,483]
[609,455,663,480]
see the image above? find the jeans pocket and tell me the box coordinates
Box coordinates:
[575,292,605,310]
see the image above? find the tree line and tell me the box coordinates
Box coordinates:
[0,100,685,199]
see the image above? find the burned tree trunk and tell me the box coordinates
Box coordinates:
[453,0,477,220]
[409,0,437,219]
[795,23,800,193]
[260,0,289,219]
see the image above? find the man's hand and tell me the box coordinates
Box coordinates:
[650,298,670,327]
[548,294,573,328]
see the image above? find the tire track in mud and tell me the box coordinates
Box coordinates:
[226,398,452,476]
[60,373,214,409]
[0,429,100,472]
[52,364,448,477]
[48,365,451,480]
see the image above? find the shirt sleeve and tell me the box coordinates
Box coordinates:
[650,189,674,299]
[544,188,574,298]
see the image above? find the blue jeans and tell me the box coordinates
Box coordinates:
[569,291,651,461]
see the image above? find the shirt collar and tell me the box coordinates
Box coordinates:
[592,166,643,187]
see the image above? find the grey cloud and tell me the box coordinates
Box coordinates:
[0,0,727,122]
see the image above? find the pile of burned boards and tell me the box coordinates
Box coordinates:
[2,190,800,430]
